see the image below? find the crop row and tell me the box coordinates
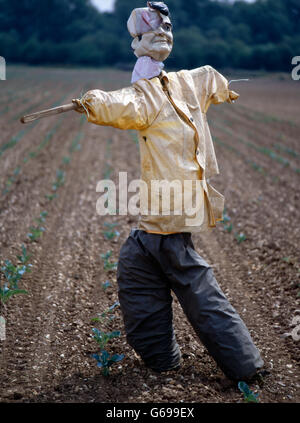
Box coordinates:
[0,83,48,117]
[90,139,124,376]
[1,117,66,196]
[209,118,299,174]
[0,117,86,331]
[210,105,299,165]
[0,86,74,159]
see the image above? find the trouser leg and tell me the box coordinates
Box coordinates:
[162,233,264,380]
[117,229,181,372]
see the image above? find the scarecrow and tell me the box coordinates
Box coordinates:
[74,2,265,380]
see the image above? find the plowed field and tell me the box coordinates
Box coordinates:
[0,66,299,403]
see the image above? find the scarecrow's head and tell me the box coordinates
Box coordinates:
[127,2,173,62]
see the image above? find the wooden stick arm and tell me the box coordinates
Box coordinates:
[20,100,82,124]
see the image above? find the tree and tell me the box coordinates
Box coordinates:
[0,0,297,71]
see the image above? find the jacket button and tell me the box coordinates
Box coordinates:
[196,149,200,155]
[190,117,194,122]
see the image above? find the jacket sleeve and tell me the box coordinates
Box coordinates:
[190,65,239,113]
[76,84,160,131]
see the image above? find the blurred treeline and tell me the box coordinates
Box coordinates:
[0,0,299,70]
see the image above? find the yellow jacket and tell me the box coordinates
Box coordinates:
[77,65,239,234]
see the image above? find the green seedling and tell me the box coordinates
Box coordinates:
[17,244,31,265]
[35,211,48,225]
[27,226,45,242]
[1,167,22,194]
[2,173,18,195]
[103,166,112,179]
[101,250,113,261]
[102,280,111,291]
[45,193,57,201]
[224,223,233,233]
[0,284,28,305]
[104,261,118,271]
[238,381,259,403]
[91,315,114,323]
[92,350,124,376]
[13,167,21,176]
[62,156,71,165]
[282,257,295,265]
[52,170,65,191]
[103,230,120,241]
[100,251,118,271]
[69,133,83,153]
[91,301,119,323]
[1,260,32,289]
[92,327,121,350]
[2,184,12,196]
[249,161,265,173]
[221,212,231,224]
[235,232,247,244]
[0,259,31,305]
[91,327,124,376]
[220,210,233,232]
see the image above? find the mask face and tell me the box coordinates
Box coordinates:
[132,21,173,62]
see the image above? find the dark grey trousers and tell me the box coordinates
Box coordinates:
[117,229,264,380]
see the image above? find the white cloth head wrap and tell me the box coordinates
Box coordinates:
[127,6,167,38]
[127,2,171,84]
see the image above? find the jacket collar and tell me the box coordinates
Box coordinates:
[159,70,170,91]
[159,70,169,84]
